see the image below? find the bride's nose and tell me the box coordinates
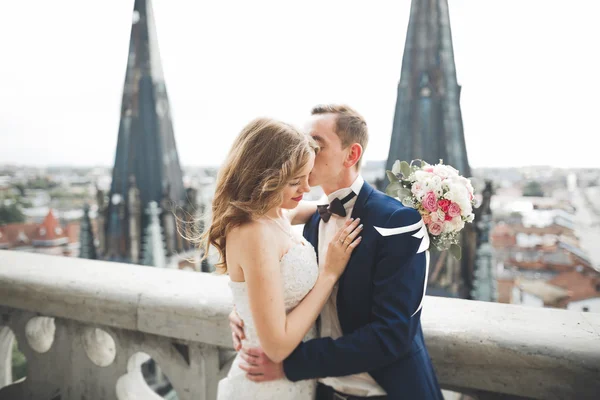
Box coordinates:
[300,180,310,193]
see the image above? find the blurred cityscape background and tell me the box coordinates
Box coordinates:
[1,0,599,398]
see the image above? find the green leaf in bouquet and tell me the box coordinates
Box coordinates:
[400,161,412,178]
[398,187,412,199]
[391,160,402,175]
[386,170,398,184]
[450,243,462,260]
[386,181,403,197]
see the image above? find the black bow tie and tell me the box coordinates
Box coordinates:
[317,191,357,222]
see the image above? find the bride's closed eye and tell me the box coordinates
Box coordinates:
[289,181,301,186]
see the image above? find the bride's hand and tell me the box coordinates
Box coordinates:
[323,218,363,279]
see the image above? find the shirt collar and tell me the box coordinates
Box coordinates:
[326,175,364,204]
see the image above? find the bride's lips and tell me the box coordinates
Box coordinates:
[292,195,303,202]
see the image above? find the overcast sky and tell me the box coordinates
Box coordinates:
[1,1,599,169]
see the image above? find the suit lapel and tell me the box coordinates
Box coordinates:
[350,181,373,220]
[303,212,321,262]
[341,181,372,285]
[337,181,374,332]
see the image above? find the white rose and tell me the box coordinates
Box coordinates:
[447,165,459,177]
[433,165,450,179]
[411,181,425,199]
[443,221,454,233]
[425,176,443,197]
[414,170,432,182]
[436,209,446,221]
[461,202,473,217]
[454,218,465,231]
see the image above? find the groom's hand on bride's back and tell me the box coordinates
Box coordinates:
[229,309,245,351]
[239,346,284,382]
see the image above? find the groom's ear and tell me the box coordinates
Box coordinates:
[343,143,363,169]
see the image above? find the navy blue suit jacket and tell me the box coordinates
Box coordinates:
[283,181,443,399]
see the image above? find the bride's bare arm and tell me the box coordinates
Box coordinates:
[287,200,319,225]
[235,219,361,363]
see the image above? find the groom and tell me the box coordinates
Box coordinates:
[230,104,443,399]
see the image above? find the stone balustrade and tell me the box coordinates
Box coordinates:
[1,250,599,399]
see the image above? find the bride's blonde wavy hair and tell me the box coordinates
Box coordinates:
[200,118,318,274]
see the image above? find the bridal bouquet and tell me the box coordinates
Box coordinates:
[385,160,475,259]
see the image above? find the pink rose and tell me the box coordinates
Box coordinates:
[447,202,461,218]
[422,191,438,213]
[445,213,453,221]
[428,222,443,236]
[424,166,434,173]
[438,199,451,212]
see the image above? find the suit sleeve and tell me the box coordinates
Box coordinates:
[283,207,428,381]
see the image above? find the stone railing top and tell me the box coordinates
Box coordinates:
[1,250,600,399]
[0,250,233,347]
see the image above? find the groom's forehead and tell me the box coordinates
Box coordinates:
[305,114,335,136]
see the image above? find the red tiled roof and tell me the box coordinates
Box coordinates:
[31,210,67,242]
[550,271,600,304]
[0,209,79,248]
[0,223,39,248]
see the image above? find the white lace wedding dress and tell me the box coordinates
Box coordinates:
[217,238,319,400]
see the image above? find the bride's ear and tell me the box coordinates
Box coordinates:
[343,143,363,168]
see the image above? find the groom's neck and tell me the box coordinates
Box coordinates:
[321,169,359,196]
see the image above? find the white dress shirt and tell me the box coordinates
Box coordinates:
[317,175,387,396]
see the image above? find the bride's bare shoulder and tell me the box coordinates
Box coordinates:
[227,220,279,268]
[228,219,274,245]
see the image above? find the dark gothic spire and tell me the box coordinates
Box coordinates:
[383,0,477,300]
[386,0,470,178]
[79,204,97,260]
[104,0,184,262]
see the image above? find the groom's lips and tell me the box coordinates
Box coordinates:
[292,195,303,202]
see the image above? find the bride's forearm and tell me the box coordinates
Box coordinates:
[260,271,337,363]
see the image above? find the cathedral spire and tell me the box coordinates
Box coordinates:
[384,0,477,299]
[79,204,97,260]
[104,0,185,262]
[386,0,470,178]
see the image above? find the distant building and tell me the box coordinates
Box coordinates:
[492,206,600,311]
[0,210,80,257]
[550,271,600,312]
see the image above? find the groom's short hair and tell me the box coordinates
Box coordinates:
[311,104,369,159]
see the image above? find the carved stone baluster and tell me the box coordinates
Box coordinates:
[116,352,163,400]
[0,327,14,388]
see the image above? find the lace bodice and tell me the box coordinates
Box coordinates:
[228,240,319,347]
[218,239,320,400]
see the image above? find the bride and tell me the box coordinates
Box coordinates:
[201,118,362,399]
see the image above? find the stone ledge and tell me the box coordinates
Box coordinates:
[1,250,600,399]
[422,296,600,398]
[0,251,232,347]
